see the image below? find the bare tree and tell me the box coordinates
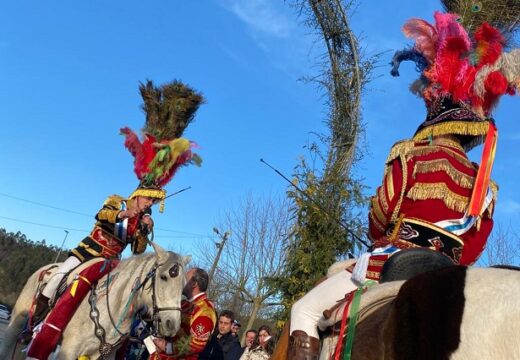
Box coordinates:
[480,224,520,267]
[196,194,291,343]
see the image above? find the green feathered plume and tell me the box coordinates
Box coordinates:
[441,0,520,44]
[139,80,205,141]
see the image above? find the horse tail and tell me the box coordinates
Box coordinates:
[0,265,49,359]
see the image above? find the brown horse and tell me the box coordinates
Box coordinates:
[274,266,520,360]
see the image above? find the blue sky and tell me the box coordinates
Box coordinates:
[1,0,519,258]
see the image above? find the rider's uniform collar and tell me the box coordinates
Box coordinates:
[188,292,206,302]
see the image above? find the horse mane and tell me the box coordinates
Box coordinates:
[115,252,157,272]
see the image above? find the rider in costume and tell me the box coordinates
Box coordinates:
[289,8,520,359]
[26,80,204,360]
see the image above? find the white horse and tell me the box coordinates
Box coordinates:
[318,266,520,359]
[0,242,190,360]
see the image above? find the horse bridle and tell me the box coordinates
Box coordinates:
[89,258,183,359]
[148,260,184,335]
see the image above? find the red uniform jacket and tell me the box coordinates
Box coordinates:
[70,195,150,261]
[368,138,497,265]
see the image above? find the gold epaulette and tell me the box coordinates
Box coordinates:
[385,139,416,165]
[102,195,125,209]
[488,180,499,215]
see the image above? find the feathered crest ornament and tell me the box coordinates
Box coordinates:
[441,0,520,44]
[121,80,203,209]
[391,10,520,119]
[390,5,520,216]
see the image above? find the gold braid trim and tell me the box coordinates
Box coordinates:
[390,154,408,223]
[129,188,166,200]
[378,186,389,213]
[371,196,387,226]
[388,213,405,244]
[408,146,474,167]
[413,121,490,142]
[413,159,475,189]
[369,212,386,233]
[407,183,470,213]
[386,170,395,201]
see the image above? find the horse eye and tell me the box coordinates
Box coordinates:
[169,264,179,278]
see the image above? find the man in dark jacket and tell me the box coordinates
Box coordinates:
[199,310,242,360]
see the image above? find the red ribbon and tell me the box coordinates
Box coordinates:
[468,123,497,216]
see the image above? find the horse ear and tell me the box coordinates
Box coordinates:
[150,241,169,263]
[182,255,192,266]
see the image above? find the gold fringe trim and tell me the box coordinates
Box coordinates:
[413,121,490,143]
[386,139,415,165]
[408,146,474,168]
[413,159,475,189]
[368,259,386,267]
[366,271,381,280]
[378,186,389,213]
[407,183,470,213]
[432,137,465,152]
[129,188,166,200]
[390,154,408,223]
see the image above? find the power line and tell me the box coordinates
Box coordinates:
[0,215,90,232]
[0,192,92,217]
[0,215,216,243]
[0,191,211,237]
[0,215,214,241]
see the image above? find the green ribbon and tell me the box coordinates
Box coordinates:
[342,281,377,360]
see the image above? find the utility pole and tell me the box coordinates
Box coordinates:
[54,230,69,263]
[208,227,230,283]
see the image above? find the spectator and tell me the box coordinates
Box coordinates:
[199,310,242,360]
[231,320,241,337]
[239,325,274,360]
[241,329,257,354]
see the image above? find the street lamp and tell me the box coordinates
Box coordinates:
[209,227,230,282]
[54,230,69,263]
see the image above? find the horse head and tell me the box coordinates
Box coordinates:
[148,241,191,337]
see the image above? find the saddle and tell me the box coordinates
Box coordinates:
[319,248,454,332]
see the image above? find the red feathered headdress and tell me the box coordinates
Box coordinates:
[121,80,203,210]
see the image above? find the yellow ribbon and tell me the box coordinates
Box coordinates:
[69,275,92,297]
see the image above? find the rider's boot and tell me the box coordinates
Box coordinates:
[32,293,50,325]
[19,293,50,345]
[288,330,319,360]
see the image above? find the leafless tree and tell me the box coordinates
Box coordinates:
[196,194,291,344]
[480,224,520,267]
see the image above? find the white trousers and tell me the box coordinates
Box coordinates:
[290,269,357,338]
[42,256,81,299]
